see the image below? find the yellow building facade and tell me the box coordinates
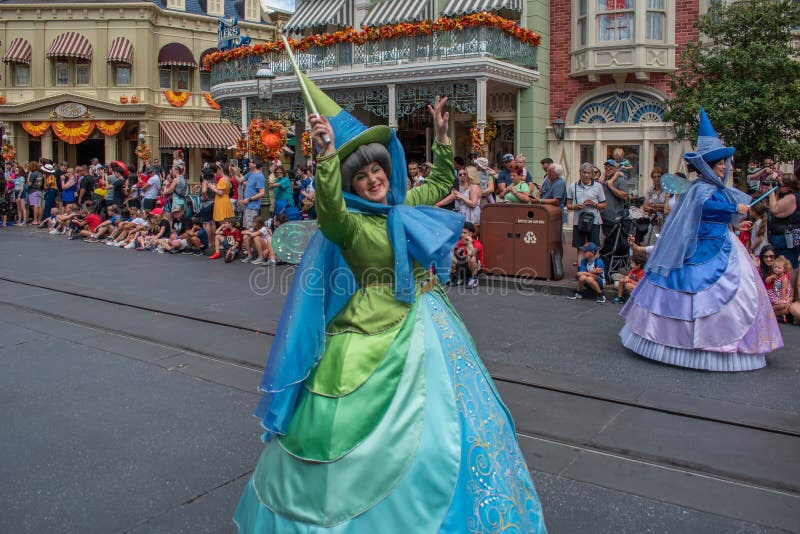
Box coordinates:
[0,0,277,174]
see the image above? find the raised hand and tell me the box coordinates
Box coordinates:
[309,114,336,157]
[427,96,450,145]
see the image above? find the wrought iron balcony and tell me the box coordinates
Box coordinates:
[210,26,538,86]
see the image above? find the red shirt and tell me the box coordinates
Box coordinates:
[222,227,242,248]
[629,267,644,283]
[456,238,485,265]
[85,213,102,231]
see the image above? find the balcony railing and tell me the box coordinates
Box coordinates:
[211,27,538,86]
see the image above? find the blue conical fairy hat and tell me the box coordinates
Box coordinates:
[692,107,735,163]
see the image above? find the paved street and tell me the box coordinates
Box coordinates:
[1,227,799,533]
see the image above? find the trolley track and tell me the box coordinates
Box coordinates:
[3,274,800,532]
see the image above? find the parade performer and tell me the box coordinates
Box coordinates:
[233,75,546,533]
[619,109,783,371]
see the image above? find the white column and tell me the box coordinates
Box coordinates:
[240,96,249,134]
[104,135,118,162]
[476,77,488,127]
[41,128,53,160]
[387,83,398,130]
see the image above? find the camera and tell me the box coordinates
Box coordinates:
[763,179,779,188]
[454,246,469,262]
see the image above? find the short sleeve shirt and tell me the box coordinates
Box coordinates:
[503,181,530,203]
[244,171,266,210]
[567,180,606,225]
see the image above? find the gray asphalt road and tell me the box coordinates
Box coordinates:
[1,228,797,533]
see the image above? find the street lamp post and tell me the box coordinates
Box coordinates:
[552,112,566,143]
[255,60,276,217]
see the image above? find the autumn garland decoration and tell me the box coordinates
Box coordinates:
[2,144,16,162]
[164,90,191,107]
[202,14,541,69]
[470,115,498,153]
[135,143,152,161]
[301,130,313,159]
[247,119,287,162]
[203,92,221,110]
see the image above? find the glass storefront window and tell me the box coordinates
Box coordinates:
[580,144,595,167]
[653,143,669,174]
[607,144,640,194]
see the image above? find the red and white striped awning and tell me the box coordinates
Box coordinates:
[107,37,133,64]
[160,122,208,149]
[200,122,241,150]
[46,32,93,60]
[3,37,32,64]
[158,43,197,69]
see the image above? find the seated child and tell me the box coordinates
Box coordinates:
[210,218,242,262]
[569,242,607,303]
[44,208,60,233]
[241,216,277,265]
[85,205,120,242]
[70,208,102,240]
[449,222,484,289]
[55,204,79,234]
[613,251,647,303]
[765,256,793,322]
[186,218,209,255]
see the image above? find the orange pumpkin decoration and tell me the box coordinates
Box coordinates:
[130,95,139,104]
[120,95,128,104]
[0,96,6,105]
[261,130,283,150]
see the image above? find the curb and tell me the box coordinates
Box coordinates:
[479,273,618,297]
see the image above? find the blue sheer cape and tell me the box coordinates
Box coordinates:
[646,154,749,278]
[254,110,464,439]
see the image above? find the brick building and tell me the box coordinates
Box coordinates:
[545,0,718,194]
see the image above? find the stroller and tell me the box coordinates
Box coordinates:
[599,209,650,281]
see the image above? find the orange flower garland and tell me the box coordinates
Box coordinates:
[470,115,498,153]
[164,90,191,107]
[246,119,287,162]
[95,120,126,136]
[301,130,313,158]
[203,92,221,110]
[202,14,541,70]
[2,144,16,162]
[135,143,152,161]
[234,137,248,160]
[52,121,95,144]
[20,121,50,137]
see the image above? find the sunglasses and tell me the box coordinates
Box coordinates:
[763,254,775,258]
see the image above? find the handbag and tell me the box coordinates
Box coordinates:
[785,226,800,249]
[575,182,595,233]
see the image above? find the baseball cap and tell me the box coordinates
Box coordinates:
[502,153,515,163]
[604,159,617,167]
[578,242,598,252]
[475,157,490,170]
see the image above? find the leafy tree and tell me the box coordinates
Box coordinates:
[666,0,800,168]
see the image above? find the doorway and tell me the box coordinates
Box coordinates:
[75,139,105,166]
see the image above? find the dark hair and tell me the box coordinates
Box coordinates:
[191,217,202,227]
[463,222,476,235]
[540,157,553,165]
[758,245,777,279]
[630,251,648,267]
[121,209,131,219]
[454,156,465,167]
[706,158,724,168]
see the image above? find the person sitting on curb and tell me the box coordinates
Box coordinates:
[210,217,242,262]
[613,251,647,303]
[448,222,484,288]
[568,242,607,302]
[187,218,210,255]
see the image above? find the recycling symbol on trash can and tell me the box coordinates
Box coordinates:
[523,231,537,244]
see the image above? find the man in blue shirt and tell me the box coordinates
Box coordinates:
[240,160,266,229]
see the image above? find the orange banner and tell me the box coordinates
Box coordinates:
[21,121,50,137]
[95,120,126,136]
[164,90,190,107]
[51,120,95,145]
[203,92,220,110]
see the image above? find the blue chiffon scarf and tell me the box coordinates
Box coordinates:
[254,110,464,439]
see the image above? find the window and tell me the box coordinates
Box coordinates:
[597,0,634,42]
[116,65,131,86]
[207,0,223,15]
[577,0,588,46]
[160,67,191,91]
[13,64,30,86]
[55,61,70,85]
[76,62,90,85]
[200,71,211,92]
[166,0,185,9]
[245,0,260,21]
[653,143,669,175]
[159,68,172,89]
[580,144,595,166]
[646,0,666,40]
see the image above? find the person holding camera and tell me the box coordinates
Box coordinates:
[767,173,800,268]
[567,163,606,266]
[449,222,484,288]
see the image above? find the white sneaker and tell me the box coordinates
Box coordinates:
[156,246,164,254]
[267,259,277,266]
[106,240,118,246]
[251,257,266,265]
[49,228,58,234]
[241,256,253,263]
[124,241,136,249]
